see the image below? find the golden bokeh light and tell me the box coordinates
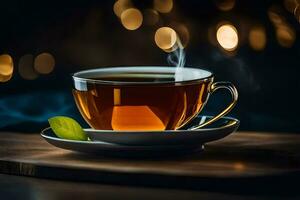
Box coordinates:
[18,54,39,80]
[268,10,284,25]
[284,0,299,13]
[294,4,300,22]
[121,8,143,30]
[249,26,267,51]
[0,73,12,83]
[276,26,296,48]
[268,6,297,47]
[154,27,177,50]
[154,0,173,13]
[233,162,245,171]
[162,37,180,53]
[215,0,236,11]
[216,24,238,51]
[0,54,14,82]
[283,0,300,22]
[34,53,55,74]
[113,0,132,18]
[143,9,160,26]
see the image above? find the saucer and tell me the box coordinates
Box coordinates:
[86,116,239,146]
[41,131,204,157]
[41,116,239,156]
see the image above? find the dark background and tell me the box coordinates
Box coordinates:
[0,0,299,132]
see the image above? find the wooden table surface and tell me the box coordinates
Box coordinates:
[0,131,300,194]
[3,173,299,200]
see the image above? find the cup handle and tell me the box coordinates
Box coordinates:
[188,81,238,130]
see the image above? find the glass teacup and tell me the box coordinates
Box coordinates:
[72,66,238,131]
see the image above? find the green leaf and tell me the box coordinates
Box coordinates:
[48,116,88,141]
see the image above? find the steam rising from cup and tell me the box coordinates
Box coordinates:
[167,38,185,82]
[154,26,186,82]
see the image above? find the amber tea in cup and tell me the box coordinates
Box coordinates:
[72,67,238,131]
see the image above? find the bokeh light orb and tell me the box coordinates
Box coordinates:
[284,0,299,13]
[154,27,177,50]
[249,26,267,51]
[216,24,238,51]
[113,0,132,18]
[215,0,236,11]
[154,0,173,13]
[276,26,296,48]
[34,53,55,74]
[18,54,39,80]
[121,8,143,30]
[268,12,283,25]
[294,4,300,22]
[0,54,14,82]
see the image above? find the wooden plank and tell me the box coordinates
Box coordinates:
[0,132,300,190]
